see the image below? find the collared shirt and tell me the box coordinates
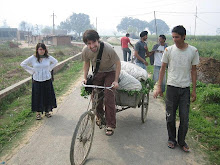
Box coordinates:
[20,55,58,82]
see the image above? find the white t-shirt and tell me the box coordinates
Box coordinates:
[154,45,165,66]
[162,44,199,88]
[21,55,58,82]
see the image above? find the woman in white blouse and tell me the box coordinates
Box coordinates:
[21,43,58,120]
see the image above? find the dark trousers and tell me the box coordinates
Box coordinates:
[122,48,131,61]
[166,85,190,146]
[93,71,116,128]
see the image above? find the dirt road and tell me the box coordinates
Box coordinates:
[6,46,204,165]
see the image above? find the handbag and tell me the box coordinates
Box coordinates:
[85,42,104,94]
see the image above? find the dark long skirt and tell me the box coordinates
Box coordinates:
[32,79,57,113]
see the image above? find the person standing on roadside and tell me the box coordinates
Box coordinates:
[148,35,168,93]
[134,31,150,69]
[82,30,121,136]
[21,43,58,120]
[121,33,134,61]
[154,25,199,152]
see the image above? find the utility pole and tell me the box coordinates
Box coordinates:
[51,12,56,35]
[194,6,197,38]
[96,17,97,32]
[154,11,158,41]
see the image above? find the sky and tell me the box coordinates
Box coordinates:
[0,0,220,36]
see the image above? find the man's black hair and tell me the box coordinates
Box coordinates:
[140,31,148,37]
[83,29,100,44]
[159,34,166,41]
[172,25,186,37]
[126,33,129,37]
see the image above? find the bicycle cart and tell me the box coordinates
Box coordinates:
[70,82,150,165]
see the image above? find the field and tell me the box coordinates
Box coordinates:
[0,37,220,164]
[0,41,82,91]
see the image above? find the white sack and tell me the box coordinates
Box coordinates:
[118,70,142,91]
[121,61,148,81]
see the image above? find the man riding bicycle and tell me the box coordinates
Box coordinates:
[82,30,121,136]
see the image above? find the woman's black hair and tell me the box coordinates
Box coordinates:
[35,43,48,62]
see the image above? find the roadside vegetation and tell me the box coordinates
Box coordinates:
[0,41,82,90]
[144,36,220,165]
[0,59,83,158]
[0,41,83,158]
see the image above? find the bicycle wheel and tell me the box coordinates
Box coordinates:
[141,93,149,123]
[70,111,95,165]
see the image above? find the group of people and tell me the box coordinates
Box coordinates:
[21,25,199,152]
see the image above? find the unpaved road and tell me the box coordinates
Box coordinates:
[5,46,205,165]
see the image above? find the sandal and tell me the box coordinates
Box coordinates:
[181,144,190,152]
[36,114,42,120]
[105,127,114,136]
[45,112,52,118]
[168,141,176,149]
[96,118,101,126]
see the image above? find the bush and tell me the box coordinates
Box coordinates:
[200,87,220,104]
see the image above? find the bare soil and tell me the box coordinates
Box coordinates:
[197,57,220,84]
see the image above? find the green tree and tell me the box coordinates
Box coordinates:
[41,26,52,35]
[117,17,149,36]
[58,13,93,37]
[148,19,169,35]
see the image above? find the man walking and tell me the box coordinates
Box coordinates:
[134,31,150,69]
[82,30,121,136]
[121,33,134,61]
[154,25,199,152]
[148,35,168,92]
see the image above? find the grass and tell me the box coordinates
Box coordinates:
[0,60,83,158]
[144,41,220,164]
[0,42,82,91]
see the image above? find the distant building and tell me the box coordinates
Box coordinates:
[0,28,18,40]
[44,35,71,46]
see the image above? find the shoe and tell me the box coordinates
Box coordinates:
[105,127,114,136]
[36,114,42,120]
[45,112,52,118]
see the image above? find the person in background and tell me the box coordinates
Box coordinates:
[82,30,121,136]
[21,43,58,120]
[154,25,199,152]
[148,35,168,93]
[121,33,134,61]
[134,31,150,69]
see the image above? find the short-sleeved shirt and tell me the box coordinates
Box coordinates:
[154,45,165,66]
[121,37,130,48]
[81,42,120,72]
[162,44,200,88]
[134,40,147,63]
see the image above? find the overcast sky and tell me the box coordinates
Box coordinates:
[0,0,220,35]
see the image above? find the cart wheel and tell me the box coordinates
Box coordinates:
[141,93,149,123]
[70,111,95,165]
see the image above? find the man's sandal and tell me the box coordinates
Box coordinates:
[105,127,114,136]
[96,118,101,126]
[45,112,52,118]
[181,144,190,152]
[36,114,42,120]
[168,141,176,149]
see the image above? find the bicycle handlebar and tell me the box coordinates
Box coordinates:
[82,83,114,89]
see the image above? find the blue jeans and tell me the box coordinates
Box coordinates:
[136,62,146,70]
[122,48,131,61]
[153,65,166,92]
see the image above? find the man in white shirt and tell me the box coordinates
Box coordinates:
[154,25,199,152]
[148,35,168,92]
